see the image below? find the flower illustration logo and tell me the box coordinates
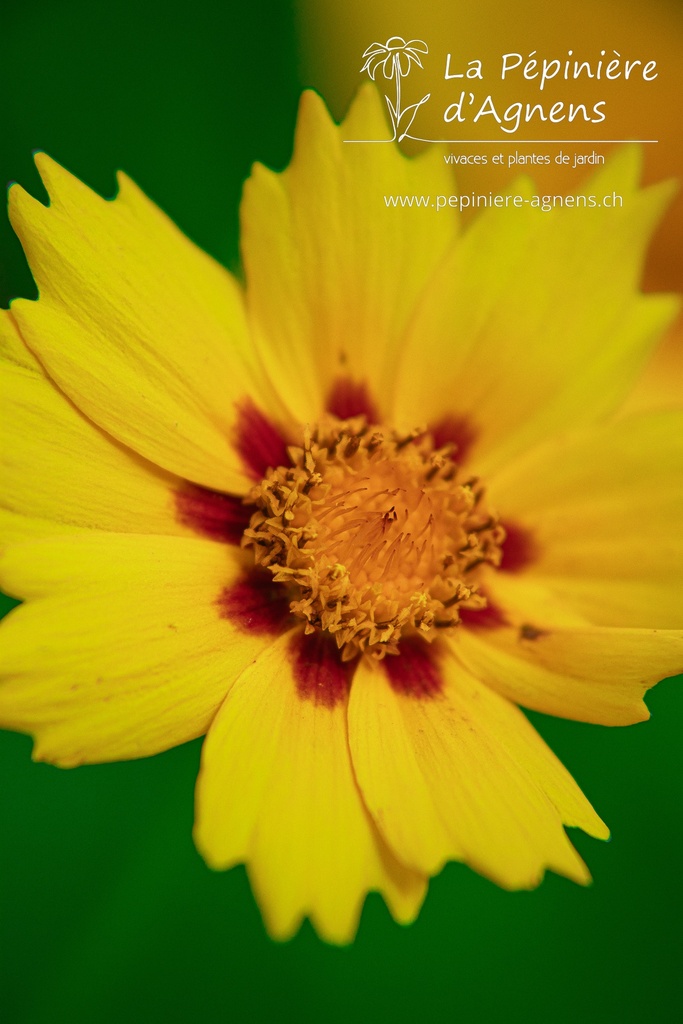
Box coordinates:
[360,37,430,141]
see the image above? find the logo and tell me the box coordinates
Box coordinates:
[350,39,657,143]
[360,37,430,142]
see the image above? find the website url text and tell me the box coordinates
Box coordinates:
[383,192,624,212]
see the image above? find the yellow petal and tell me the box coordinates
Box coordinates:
[0,309,203,543]
[489,410,683,627]
[9,154,283,493]
[240,86,458,422]
[393,149,678,469]
[478,569,592,629]
[349,645,606,887]
[194,631,426,943]
[453,619,683,726]
[0,534,286,765]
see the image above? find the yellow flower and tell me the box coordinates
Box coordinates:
[1,86,682,944]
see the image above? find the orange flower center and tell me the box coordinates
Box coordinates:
[243,417,504,661]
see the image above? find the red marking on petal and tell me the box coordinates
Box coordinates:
[459,600,508,630]
[216,571,292,634]
[501,521,539,572]
[291,631,353,709]
[175,485,251,545]
[326,378,380,422]
[235,398,290,479]
[429,415,478,463]
[385,637,443,698]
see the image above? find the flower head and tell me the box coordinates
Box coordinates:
[1,86,682,944]
[361,36,428,79]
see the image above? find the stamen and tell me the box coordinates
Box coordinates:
[242,416,505,661]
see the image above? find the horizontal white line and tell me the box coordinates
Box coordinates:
[344,139,659,144]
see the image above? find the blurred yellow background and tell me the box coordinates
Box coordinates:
[298,0,683,410]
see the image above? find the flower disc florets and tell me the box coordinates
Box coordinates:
[243,417,504,661]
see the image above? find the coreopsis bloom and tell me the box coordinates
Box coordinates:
[1,86,682,945]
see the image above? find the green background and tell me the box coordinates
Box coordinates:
[1,2,682,1021]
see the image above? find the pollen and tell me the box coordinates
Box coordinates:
[242,417,505,661]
